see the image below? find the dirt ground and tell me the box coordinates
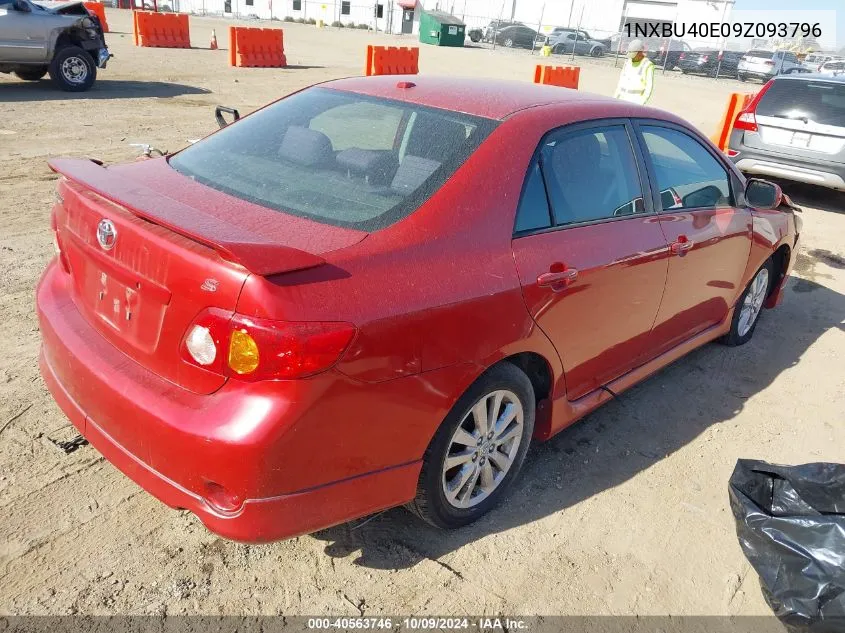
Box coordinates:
[1,10,844,617]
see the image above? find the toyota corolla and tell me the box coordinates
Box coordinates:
[37,76,801,542]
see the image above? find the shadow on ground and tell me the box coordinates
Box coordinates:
[0,80,210,101]
[311,271,845,569]
[774,180,845,215]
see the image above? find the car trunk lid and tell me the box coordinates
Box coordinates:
[750,78,845,163]
[49,157,367,395]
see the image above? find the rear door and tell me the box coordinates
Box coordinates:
[633,121,751,356]
[748,77,845,167]
[511,120,670,400]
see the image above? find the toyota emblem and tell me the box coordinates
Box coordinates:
[96,219,117,250]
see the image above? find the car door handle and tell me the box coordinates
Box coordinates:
[537,268,578,289]
[670,235,694,256]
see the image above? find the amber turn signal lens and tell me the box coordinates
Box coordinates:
[228,329,260,374]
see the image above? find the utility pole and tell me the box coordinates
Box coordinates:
[510,0,516,20]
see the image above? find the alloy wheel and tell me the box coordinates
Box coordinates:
[737,268,769,337]
[61,56,88,85]
[441,389,524,509]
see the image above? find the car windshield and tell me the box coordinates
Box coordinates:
[757,79,845,126]
[169,88,496,230]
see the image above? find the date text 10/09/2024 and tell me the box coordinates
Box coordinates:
[625,22,822,39]
[307,618,528,630]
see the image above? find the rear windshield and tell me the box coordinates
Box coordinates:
[745,50,774,60]
[757,79,845,126]
[169,88,496,230]
[825,62,845,71]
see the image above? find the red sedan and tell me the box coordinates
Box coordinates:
[37,76,801,542]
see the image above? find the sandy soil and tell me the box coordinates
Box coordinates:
[1,9,844,617]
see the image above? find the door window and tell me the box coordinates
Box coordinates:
[540,125,645,225]
[639,126,732,210]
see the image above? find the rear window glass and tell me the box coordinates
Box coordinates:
[169,88,496,230]
[758,79,845,127]
[745,50,774,60]
[825,62,845,71]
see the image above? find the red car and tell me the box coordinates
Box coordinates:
[37,76,801,543]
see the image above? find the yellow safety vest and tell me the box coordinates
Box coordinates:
[616,57,655,105]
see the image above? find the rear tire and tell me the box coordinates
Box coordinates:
[49,46,97,92]
[504,38,514,48]
[721,259,774,347]
[407,363,535,529]
[15,67,48,81]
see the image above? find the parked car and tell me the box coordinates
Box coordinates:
[493,24,540,49]
[678,50,742,77]
[804,53,843,72]
[738,49,802,82]
[728,74,845,191]
[0,0,111,91]
[548,26,611,50]
[647,38,691,69]
[38,77,800,542]
[480,19,521,42]
[818,59,845,76]
[550,31,606,57]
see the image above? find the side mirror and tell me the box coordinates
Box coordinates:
[215,105,240,129]
[745,178,782,209]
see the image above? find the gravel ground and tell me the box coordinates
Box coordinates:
[1,9,844,617]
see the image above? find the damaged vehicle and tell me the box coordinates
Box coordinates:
[0,0,111,92]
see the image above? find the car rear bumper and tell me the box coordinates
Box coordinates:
[737,69,775,79]
[36,261,422,542]
[728,142,845,191]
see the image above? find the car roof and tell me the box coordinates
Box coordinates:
[325,76,616,120]
[773,72,845,83]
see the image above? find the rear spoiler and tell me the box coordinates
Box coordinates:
[49,158,325,277]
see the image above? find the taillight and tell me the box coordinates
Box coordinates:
[701,55,709,62]
[50,198,71,274]
[679,53,685,60]
[764,60,774,66]
[732,79,775,134]
[181,309,356,381]
[734,111,758,132]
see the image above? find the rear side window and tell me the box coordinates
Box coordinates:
[757,79,845,127]
[640,126,732,210]
[541,125,644,225]
[514,162,551,233]
[169,88,496,230]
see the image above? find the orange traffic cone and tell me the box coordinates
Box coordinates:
[210,29,218,50]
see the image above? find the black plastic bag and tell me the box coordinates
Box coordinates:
[729,459,845,633]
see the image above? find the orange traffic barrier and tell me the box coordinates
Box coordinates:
[364,45,419,76]
[533,65,580,89]
[711,92,754,151]
[228,27,286,68]
[133,11,190,49]
[83,2,109,33]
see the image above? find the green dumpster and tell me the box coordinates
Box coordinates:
[419,10,465,47]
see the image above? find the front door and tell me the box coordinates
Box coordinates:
[401,8,413,34]
[511,121,670,401]
[634,121,751,357]
[0,0,47,63]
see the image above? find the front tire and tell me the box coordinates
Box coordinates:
[503,38,514,48]
[408,363,535,529]
[722,259,774,346]
[15,67,48,81]
[49,46,97,92]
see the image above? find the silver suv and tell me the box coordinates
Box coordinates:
[0,0,111,91]
[728,74,845,191]
[738,49,802,82]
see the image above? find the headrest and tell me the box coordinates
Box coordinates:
[279,125,334,167]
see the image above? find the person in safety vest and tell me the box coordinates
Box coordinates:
[614,39,655,105]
